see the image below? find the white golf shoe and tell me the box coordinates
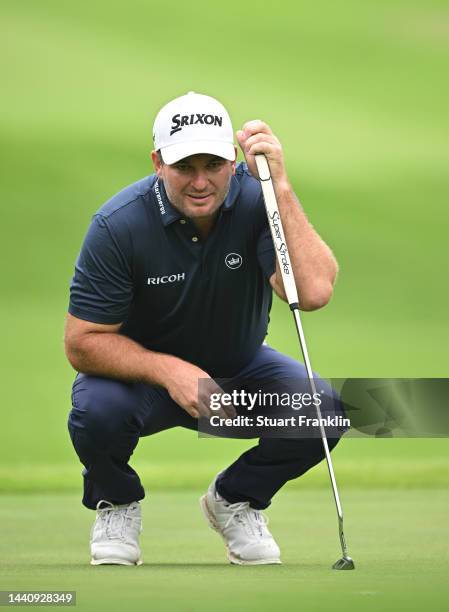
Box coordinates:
[200,479,281,565]
[90,500,143,565]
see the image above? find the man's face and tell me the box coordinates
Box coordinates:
[151,151,237,220]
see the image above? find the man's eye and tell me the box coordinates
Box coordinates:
[208,161,223,169]
[175,165,189,171]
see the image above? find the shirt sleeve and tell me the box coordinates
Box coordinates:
[68,214,133,324]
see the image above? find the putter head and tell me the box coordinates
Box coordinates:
[332,556,355,570]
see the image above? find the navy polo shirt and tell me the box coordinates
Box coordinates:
[69,162,276,377]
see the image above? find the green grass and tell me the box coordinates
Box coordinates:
[1,438,449,493]
[1,490,449,611]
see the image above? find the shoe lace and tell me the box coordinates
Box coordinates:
[223,501,270,538]
[95,501,141,541]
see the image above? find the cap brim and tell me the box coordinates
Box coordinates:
[160,141,236,165]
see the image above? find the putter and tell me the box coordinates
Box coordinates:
[255,154,355,571]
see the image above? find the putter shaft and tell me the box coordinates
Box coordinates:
[255,154,354,569]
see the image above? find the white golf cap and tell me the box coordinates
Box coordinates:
[153,91,235,165]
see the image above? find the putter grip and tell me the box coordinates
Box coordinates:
[255,154,299,308]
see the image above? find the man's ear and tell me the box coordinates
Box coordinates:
[151,150,163,177]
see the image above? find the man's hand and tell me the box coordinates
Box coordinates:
[237,120,288,185]
[236,121,338,311]
[65,314,237,419]
[164,360,236,420]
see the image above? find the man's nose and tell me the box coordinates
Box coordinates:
[190,171,209,191]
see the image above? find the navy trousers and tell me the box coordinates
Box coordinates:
[68,344,345,510]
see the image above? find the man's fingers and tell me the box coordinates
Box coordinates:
[214,398,237,419]
[198,392,236,419]
[175,385,237,421]
[236,125,285,181]
[197,385,218,418]
[198,382,237,419]
[244,132,280,150]
[236,129,245,144]
[185,405,200,419]
[196,401,212,419]
[241,120,272,136]
[221,403,237,418]
[216,389,237,418]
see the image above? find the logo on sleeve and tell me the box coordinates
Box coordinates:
[225,253,242,270]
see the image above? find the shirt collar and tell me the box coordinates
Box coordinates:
[222,175,240,211]
[152,179,181,226]
[152,175,241,227]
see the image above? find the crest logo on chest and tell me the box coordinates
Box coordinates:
[225,253,243,270]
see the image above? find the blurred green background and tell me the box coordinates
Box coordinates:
[1,0,448,492]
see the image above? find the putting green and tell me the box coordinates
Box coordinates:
[1,437,449,493]
[1,490,448,611]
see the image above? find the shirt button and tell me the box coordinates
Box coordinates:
[180,219,186,225]
[192,236,199,243]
